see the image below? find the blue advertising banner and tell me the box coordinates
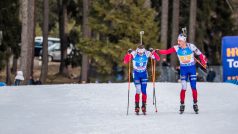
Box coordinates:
[222,36,238,82]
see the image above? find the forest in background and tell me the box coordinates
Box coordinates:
[0,0,237,84]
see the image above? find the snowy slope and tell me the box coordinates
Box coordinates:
[0,83,237,134]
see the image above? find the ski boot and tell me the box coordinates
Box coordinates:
[179,103,185,114]
[141,102,146,115]
[193,103,199,114]
[135,102,140,115]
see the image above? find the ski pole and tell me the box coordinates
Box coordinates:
[150,58,154,104]
[194,57,207,69]
[153,59,158,112]
[151,58,158,112]
[126,55,131,115]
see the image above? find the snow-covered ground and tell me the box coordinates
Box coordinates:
[0,83,237,134]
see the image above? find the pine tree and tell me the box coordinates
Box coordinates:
[170,0,180,67]
[196,0,237,65]
[0,0,21,84]
[76,0,159,78]
[160,0,169,61]
[40,0,49,83]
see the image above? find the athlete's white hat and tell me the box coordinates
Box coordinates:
[178,34,186,42]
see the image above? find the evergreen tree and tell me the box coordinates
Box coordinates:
[0,0,21,83]
[76,0,159,77]
[196,0,237,65]
[40,0,49,83]
[160,0,169,62]
[20,0,36,84]
[170,0,180,67]
[35,0,59,36]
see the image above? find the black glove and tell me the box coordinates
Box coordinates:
[149,48,153,52]
[128,49,132,53]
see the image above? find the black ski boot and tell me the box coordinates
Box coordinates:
[193,103,199,114]
[179,103,185,114]
[141,102,146,115]
[135,102,140,115]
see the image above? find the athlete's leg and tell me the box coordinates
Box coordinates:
[180,66,188,104]
[189,65,198,103]
[141,71,148,103]
[133,71,141,103]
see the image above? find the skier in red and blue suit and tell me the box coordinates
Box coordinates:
[124,45,160,114]
[157,34,207,114]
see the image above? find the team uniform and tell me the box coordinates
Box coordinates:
[174,43,201,92]
[124,47,160,114]
[158,35,206,114]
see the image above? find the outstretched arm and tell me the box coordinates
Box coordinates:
[158,47,176,55]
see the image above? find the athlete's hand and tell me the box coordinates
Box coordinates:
[149,48,154,52]
[155,49,160,54]
[128,49,132,54]
[152,51,160,61]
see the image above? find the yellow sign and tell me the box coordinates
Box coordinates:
[227,48,238,57]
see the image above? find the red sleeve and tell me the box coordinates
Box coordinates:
[199,54,207,66]
[152,51,160,61]
[123,53,133,64]
[159,47,176,55]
